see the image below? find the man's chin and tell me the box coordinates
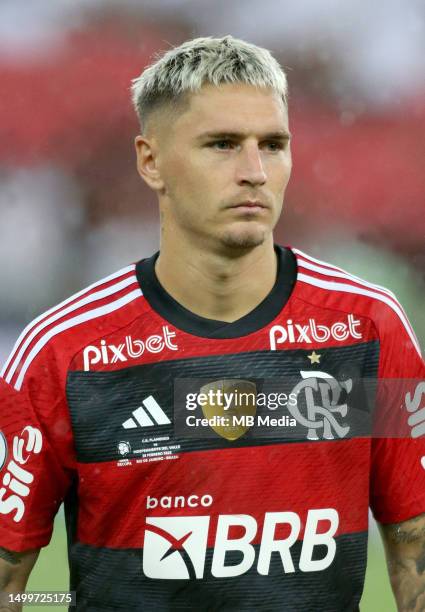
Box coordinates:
[219,227,269,250]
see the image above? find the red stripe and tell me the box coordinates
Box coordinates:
[76,439,370,548]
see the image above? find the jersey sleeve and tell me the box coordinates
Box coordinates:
[369,297,425,524]
[0,339,76,552]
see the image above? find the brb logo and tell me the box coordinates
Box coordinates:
[143,502,339,579]
[269,315,362,350]
[289,371,352,440]
[0,426,43,523]
[83,325,178,371]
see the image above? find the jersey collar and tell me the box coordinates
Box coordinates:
[135,245,297,339]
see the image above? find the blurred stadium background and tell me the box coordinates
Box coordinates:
[1,0,424,610]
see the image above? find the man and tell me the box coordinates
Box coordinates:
[0,35,425,611]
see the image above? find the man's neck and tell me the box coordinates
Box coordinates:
[154,239,278,323]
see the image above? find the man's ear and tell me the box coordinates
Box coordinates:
[134,135,165,192]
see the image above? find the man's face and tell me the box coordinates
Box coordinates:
[140,82,292,251]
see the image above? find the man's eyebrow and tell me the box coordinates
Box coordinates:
[196,130,291,141]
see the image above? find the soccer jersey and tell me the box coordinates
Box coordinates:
[1,245,424,611]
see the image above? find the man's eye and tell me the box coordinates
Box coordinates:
[265,141,284,151]
[211,140,233,150]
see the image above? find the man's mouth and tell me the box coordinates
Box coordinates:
[229,201,268,212]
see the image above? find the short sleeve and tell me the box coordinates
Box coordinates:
[369,298,425,524]
[0,342,76,552]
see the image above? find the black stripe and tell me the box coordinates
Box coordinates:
[66,343,379,463]
[68,531,367,611]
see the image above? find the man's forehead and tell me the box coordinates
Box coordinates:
[180,84,288,132]
[150,82,288,141]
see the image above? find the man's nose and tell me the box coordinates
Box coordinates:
[235,144,267,187]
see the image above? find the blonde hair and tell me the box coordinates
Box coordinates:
[131,35,288,131]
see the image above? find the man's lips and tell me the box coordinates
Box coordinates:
[229,201,267,209]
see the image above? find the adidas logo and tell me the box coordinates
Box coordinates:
[122,396,171,429]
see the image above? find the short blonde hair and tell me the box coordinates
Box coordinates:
[131,35,288,131]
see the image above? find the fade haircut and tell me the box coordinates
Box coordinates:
[131,35,288,133]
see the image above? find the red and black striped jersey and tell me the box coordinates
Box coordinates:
[1,245,424,611]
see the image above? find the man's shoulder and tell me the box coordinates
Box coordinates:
[1,263,144,391]
[293,246,400,315]
[291,247,421,356]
